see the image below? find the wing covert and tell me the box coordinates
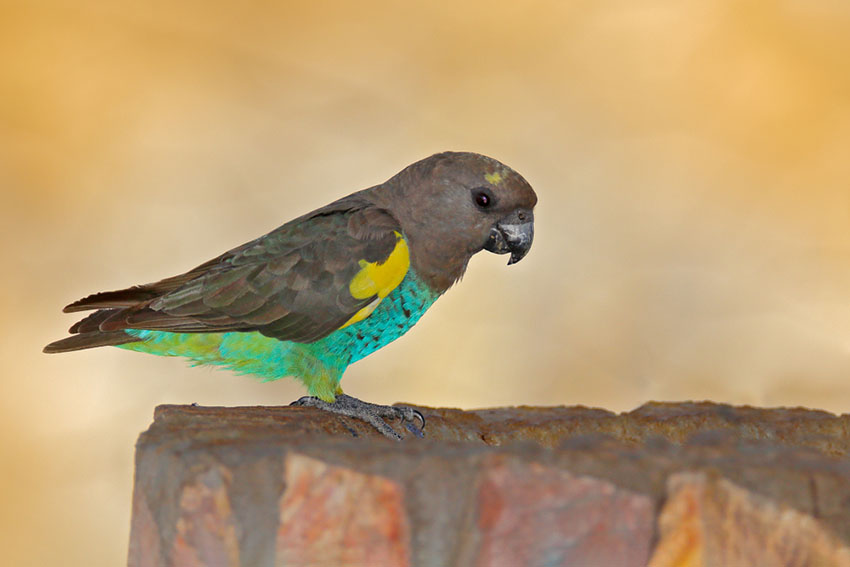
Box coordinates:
[96,198,409,343]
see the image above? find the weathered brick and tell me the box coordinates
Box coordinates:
[170,467,240,567]
[468,456,654,567]
[276,453,410,567]
[128,489,161,567]
[650,471,850,567]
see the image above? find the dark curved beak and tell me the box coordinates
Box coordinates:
[483,209,534,265]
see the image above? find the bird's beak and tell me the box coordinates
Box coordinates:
[483,209,535,265]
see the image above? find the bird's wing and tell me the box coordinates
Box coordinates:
[67,196,411,343]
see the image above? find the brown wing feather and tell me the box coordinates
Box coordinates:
[52,196,403,348]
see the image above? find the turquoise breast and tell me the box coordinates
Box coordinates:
[317,269,439,365]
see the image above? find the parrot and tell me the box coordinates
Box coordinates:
[44,151,537,439]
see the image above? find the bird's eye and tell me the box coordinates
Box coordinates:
[472,188,494,209]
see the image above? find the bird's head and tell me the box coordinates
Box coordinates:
[377,151,538,291]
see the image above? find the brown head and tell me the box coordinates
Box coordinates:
[367,151,538,292]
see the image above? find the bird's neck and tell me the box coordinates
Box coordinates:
[365,178,473,293]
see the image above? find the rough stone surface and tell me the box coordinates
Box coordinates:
[465,455,654,567]
[650,471,850,567]
[277,454,410,566]
[171,466,240,567]
[128,402,850,567]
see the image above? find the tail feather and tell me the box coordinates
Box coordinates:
[63,287,161,313]
[69,308,121,333]
[62,257,223,313]
[43,331,139,353]
[49,257,227,353]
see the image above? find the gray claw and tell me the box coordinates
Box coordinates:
[413,409,425,430]
[395,406,425,430]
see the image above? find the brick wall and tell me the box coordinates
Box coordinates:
[129,403,850,566]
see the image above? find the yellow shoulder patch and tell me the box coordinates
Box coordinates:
[340,232,410,329]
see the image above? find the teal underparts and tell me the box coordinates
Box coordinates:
[117,271,438,397]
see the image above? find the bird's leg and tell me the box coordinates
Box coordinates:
[290,393,425,441]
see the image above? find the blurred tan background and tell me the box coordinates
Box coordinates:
[3,0,850,564]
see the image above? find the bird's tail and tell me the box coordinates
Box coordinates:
[43,330,138,353]
[46,254,230,354]
[44,284,159,353]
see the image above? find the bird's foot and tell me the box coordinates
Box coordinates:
[290,394,425,441]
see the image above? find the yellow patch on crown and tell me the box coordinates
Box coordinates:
[340,232,410,329]
[484,171,504,185]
